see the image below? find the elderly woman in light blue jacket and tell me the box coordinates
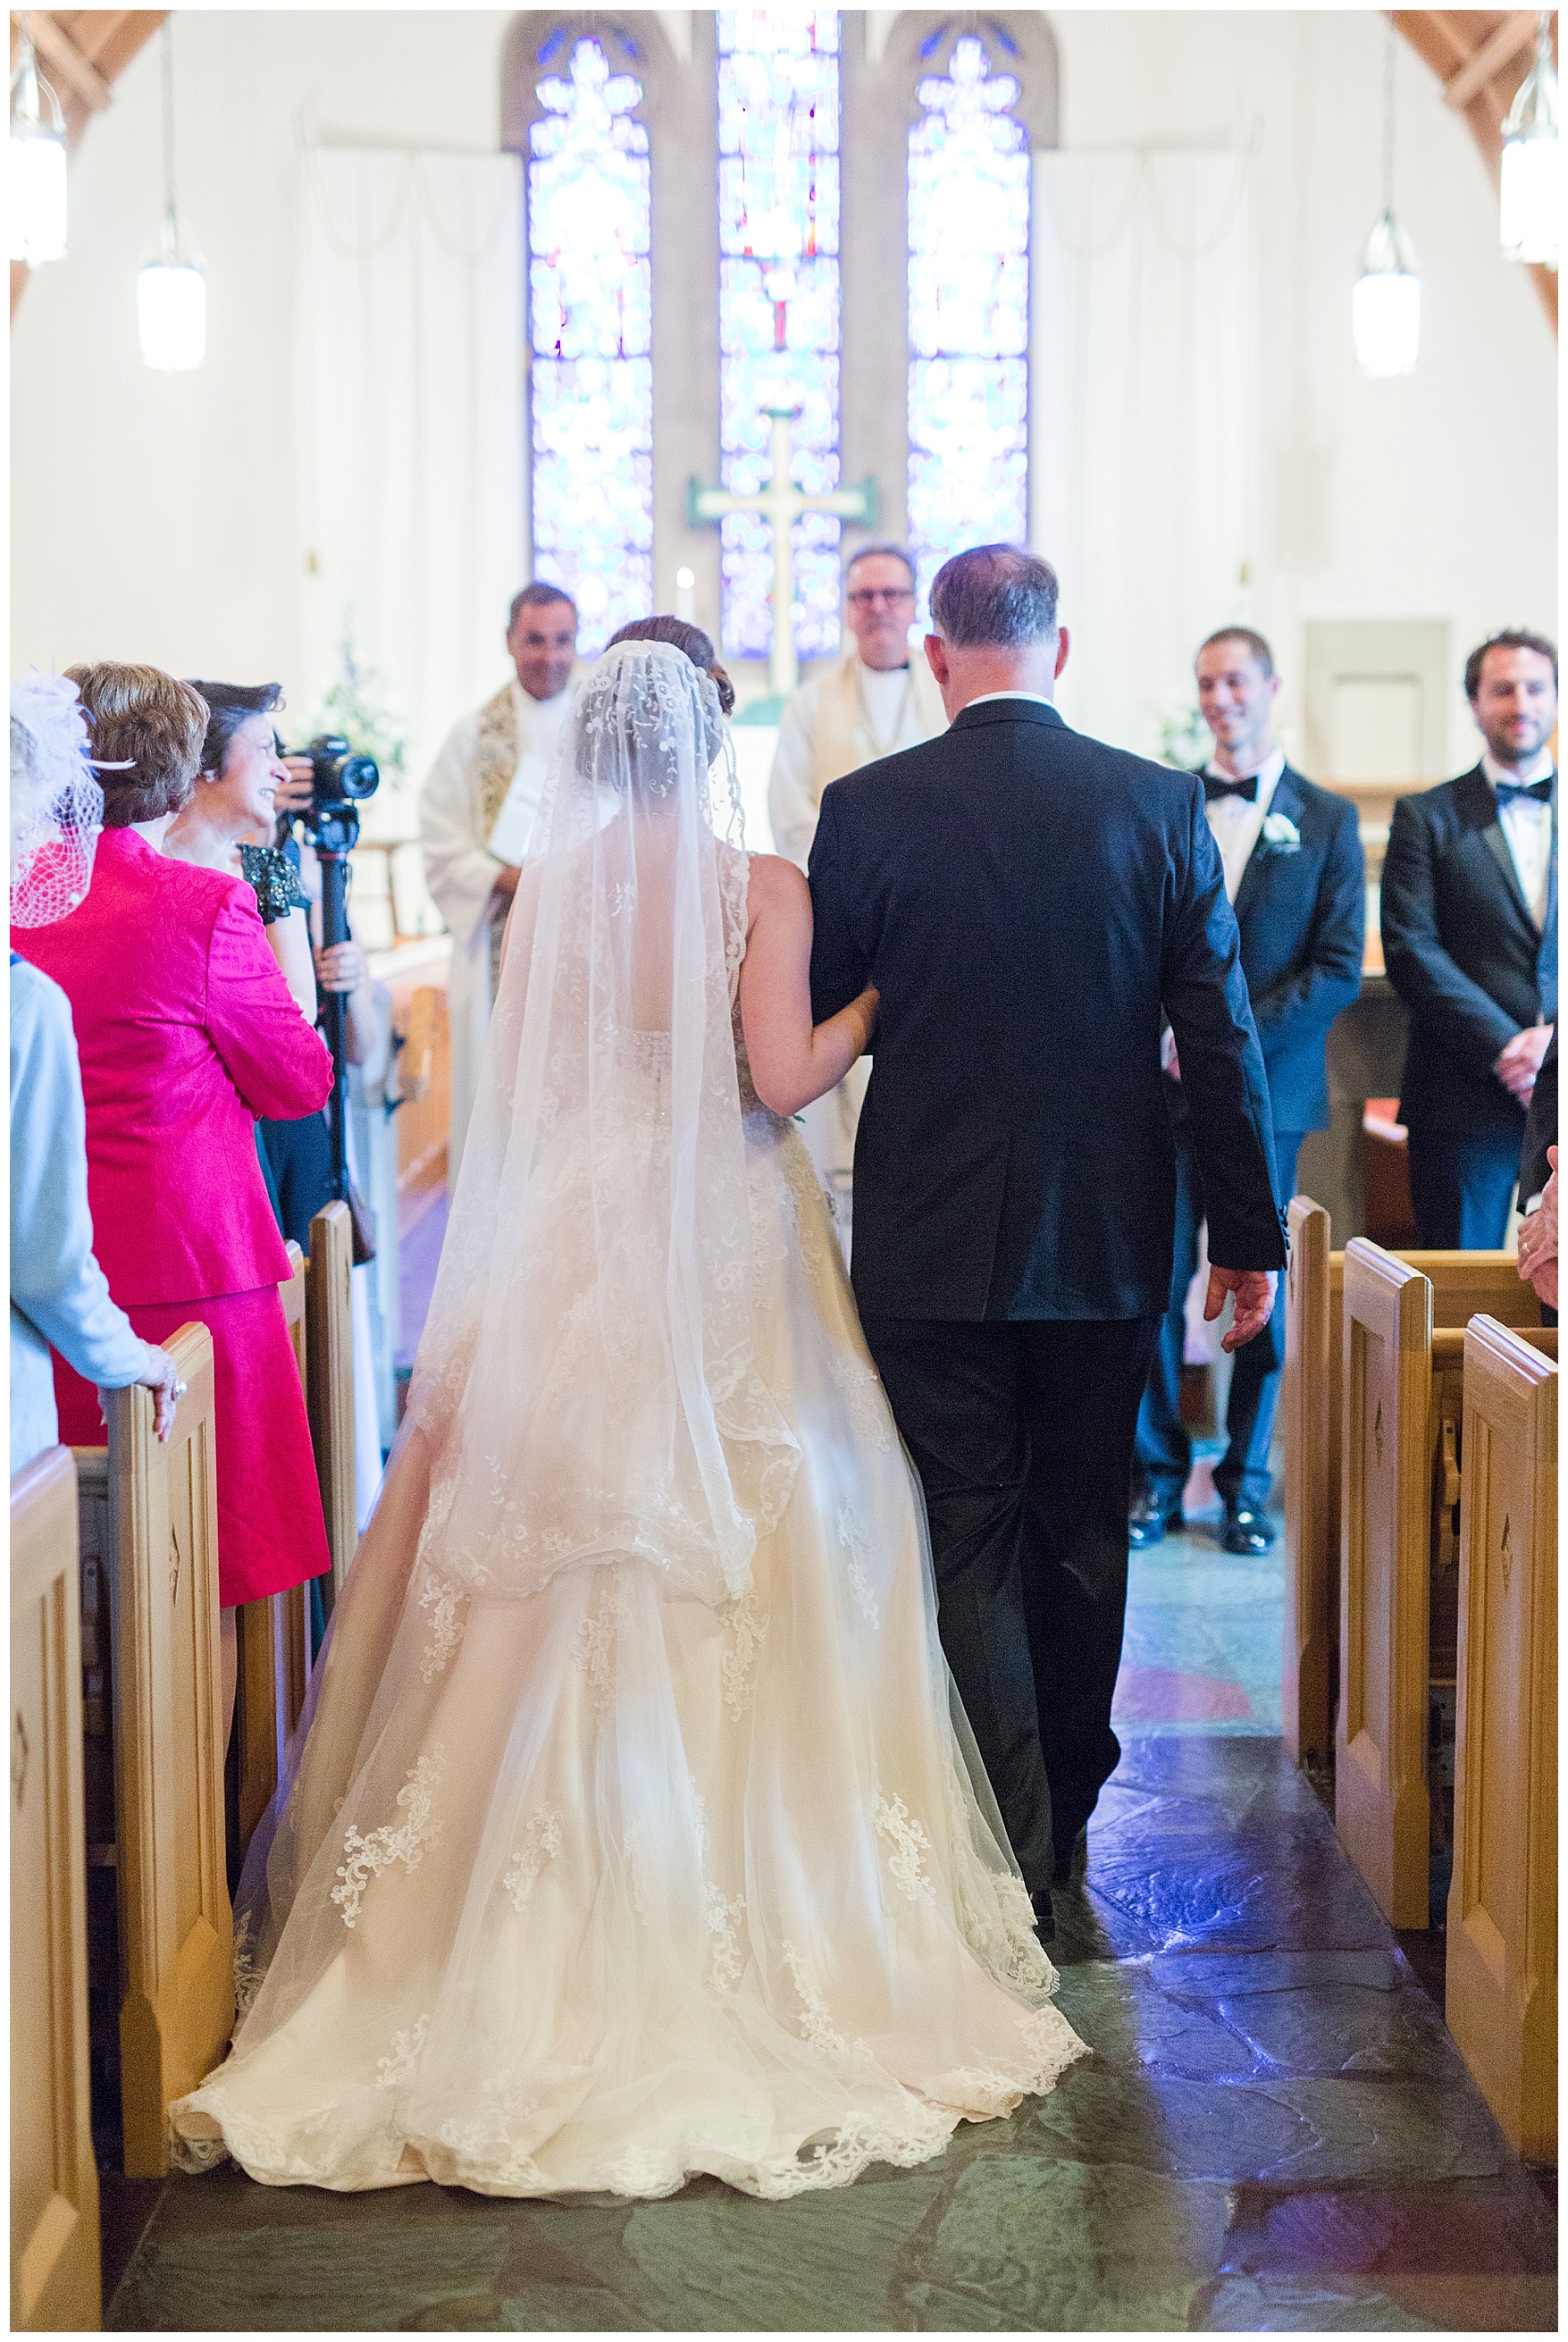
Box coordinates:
[10,674,178,1473]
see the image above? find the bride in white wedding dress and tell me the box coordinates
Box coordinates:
[171,633,1085,2199]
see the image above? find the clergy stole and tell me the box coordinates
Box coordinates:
[809,651,947,808]
[475,683,522,1001]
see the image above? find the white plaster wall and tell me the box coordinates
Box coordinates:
[1047,9,1558,774]
[13,9,1556,782]
[10,11,507,691]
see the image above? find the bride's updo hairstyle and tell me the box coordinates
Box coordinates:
[574,629,729,800]
[608,614,735,718]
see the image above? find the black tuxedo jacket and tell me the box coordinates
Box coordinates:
[808,697,1286,1322]
[1520,1025,1557,1205]
[1380,765,1558,1136]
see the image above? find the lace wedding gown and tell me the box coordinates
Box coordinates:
[171,642,1085,2199]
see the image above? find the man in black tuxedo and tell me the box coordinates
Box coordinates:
[1131,628,1364,1557]
[1381,631,1557,1249]
[808,546,1285,1926]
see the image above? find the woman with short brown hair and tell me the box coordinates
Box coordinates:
[13,661,336,1746]
[63,661,207,827]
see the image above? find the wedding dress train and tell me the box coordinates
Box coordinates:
[171,642,1085,2199]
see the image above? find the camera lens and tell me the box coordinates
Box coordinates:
[339,753,379,802]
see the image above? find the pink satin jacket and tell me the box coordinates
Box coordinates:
[14,827,334,1306]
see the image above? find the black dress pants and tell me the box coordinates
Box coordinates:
[861,1314,1158,1900]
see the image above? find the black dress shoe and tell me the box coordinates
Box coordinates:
[1222,1504,1277,1555]
[1052,1826,1089,1886]
[1030,1886,1055,1945]
[1128,1490,1181,1549]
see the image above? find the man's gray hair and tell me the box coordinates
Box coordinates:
[929,545,1060,647]
[845,541,916,586]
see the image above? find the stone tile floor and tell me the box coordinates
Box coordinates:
[103,1511,1557,2332]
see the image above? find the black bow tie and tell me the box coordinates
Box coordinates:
[1203,773,1260,803]
[1494,776,1554,808]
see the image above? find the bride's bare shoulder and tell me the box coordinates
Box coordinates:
[743,852,810,921]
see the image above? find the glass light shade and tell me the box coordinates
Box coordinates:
[1500,18,1559,264]
[1353,269,1421,374]
[8,125,67,264]
[1353,208,1420,376]
[137,258,206,370]
[1500,130,1560,264]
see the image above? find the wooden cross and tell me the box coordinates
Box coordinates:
[687,405,879,701]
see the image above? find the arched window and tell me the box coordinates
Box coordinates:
[527,31,653,651]
[717,9,842,668]
[906,29,1030,614]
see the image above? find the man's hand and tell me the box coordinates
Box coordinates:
[1204,1264,1279,1353]
[1493,1021,1552,1103]
[314,938,371,995]
[1517,1144,1558,1306]
[491,863,523,907]
[274,757,315,818]
[1161,1028,1181,1083]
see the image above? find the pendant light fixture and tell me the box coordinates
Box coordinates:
[137,20,205,370]
[1500,11,1560,267]
[8,14,68,268]
[1353,21,1421,377]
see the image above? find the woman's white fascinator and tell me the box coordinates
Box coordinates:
[10,672,110,928]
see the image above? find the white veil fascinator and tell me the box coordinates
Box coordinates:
[10,672,109,927]
[405,637,799,1612]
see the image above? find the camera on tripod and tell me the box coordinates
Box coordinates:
[275,734,382,1263]
[289,734,380,854]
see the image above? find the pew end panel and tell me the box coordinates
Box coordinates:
[1283,1197,1334,1769]
[11,1446,100,2333]
[1337,1241,1433,1928]
[105,1325,234,2178]
[1446,1318,1557,2164]
[306,1200,357,1605]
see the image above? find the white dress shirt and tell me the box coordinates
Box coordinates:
[1202,745,1286,905]
[1481,746,1555,928]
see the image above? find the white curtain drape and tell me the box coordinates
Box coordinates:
[298,147,524,834]
[1031,151,1257,762]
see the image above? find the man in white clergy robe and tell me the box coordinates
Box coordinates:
[767,544,947,1228]
[420,582,579,1179]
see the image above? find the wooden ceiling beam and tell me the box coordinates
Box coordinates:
[24,9,112,112]
[1442,7,1539,106]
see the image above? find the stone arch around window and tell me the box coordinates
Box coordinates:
[842,13,1058,588]
[501,13,720,642]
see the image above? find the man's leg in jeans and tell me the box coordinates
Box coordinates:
[1018,1317,1160,1861]
[1214,1131,1302,1515]
[1132,1122,1203,1521]
[860,1316,1055,1899]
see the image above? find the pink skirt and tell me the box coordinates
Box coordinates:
[54,1285,331,1608]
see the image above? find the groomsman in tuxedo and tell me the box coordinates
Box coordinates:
[1131,628,1364,1556]
[1381,631,1557,1249]
[809,548,1285,1926]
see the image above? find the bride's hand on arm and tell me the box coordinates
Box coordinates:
[739,856,877,1116]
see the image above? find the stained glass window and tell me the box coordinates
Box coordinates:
[529,38,652,654]
[717,10,841,666]
[907,35,1030,618]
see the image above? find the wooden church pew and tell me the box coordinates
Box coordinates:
[231,1245,312,1859]
[1446,1317,1557,2164]
[73,1323,234,2178]
[306,1199,357,1605]
[1335,1242,1555,1926]
[11,1446,100,2332]
[1282,1215,1542,1775]
[1281,1197,1337,1769]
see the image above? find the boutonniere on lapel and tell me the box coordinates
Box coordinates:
[1258,810,1301,855]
